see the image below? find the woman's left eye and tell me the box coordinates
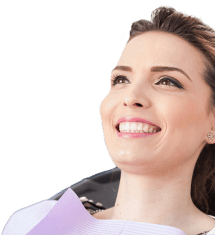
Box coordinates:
[111,74,184,89]
[155,77,184,89]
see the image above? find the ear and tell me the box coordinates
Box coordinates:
[207,126,215,144]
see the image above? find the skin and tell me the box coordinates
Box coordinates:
[98,31,215,235]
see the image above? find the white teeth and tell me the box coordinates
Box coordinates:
[119,122,159,133]
[137,123,143,131]
[130,122,138,131]
[124,122,130,130]
[143,124,149,133]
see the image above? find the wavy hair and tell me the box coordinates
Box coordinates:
[112,6,215,216]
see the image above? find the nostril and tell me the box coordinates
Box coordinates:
[134,103,142,107]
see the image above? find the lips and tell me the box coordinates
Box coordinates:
[115,116,161,132]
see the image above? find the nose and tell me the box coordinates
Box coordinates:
[124,103,143,107]
[121,76,151,110]
[122,93,150,110]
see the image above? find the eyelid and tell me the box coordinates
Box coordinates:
[111,73,181,84]
[111,73,184,89]
[158,75,183,86]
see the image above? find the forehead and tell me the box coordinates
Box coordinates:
[118,31,205,77]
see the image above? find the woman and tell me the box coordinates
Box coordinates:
[3,6,215,235]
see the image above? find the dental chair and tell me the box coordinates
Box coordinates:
[49,166,120,210]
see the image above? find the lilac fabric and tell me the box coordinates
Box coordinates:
[25,187,187,235]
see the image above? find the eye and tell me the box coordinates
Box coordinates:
[155,77,184,89]
[111,74,129,86]
[111,74,184,89]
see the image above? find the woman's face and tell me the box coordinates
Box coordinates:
[100,31,214,175]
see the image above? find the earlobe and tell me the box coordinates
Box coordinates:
[207,132,215,144]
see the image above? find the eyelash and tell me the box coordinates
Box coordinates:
[111,74,184,89]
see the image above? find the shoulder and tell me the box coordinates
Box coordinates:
[2,200,57,235]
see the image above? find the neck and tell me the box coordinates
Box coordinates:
[109,166,205,232]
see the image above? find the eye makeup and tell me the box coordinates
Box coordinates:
[110,74,184,89]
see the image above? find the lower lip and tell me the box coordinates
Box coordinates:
[116,130,161,138]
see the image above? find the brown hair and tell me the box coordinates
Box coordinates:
[113,6,215,216]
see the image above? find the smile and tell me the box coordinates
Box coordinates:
[117,122,160,133]
[115,116,161,138]
[116,130,161,138]
[116,122,161,138]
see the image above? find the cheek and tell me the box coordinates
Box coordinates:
[164,96,206,137]
[100,94,116,122]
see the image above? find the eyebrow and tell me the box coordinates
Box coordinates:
[112,65,192,82]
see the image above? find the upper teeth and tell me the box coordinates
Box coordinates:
[119,122,159,133]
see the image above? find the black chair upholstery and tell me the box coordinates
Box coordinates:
[49,167,121,210]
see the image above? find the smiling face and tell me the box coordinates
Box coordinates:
[100,31,214,175]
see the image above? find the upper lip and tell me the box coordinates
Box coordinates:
[116,116,161,129]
